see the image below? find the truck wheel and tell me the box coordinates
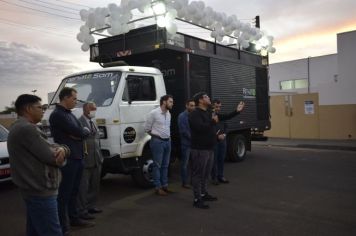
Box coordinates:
[131,150,155,188]
[227,134,247,162]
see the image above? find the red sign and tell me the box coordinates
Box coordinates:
[116,50,132,57]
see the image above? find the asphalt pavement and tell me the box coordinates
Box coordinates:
[1,143,355,236]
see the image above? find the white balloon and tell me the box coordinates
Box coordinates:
[84,34,95,45]
[241,40,250,48]
[80,25,90,34]
[166,22,177,35]
[86,13,95,28]
[233,30,240,37]
[81,43,90,52]
[268,47,276,53]
[167,8,178,19]
[80,9,89,21]
[101,8,109,17]
[108,3,118,12]
[173,1,182,10]
[76,32,85,42]
[187,4,197,15]
[177,8,187,18]
[211,30,218,38]
[216,36,223,42]
[157,16,166,27]
[143,5,153,15]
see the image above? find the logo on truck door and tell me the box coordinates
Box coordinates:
[123,127,136,143]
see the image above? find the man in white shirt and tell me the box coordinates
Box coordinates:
[144,95,174,196]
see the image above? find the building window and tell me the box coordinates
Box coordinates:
[280,79,308,90]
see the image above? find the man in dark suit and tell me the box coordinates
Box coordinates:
[49,87,93,234]
[77,102,104,220]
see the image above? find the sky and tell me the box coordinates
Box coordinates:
[0,0,355,110]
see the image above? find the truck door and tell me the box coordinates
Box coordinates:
[119,73,159,157]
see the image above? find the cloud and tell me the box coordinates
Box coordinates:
[0,41,78,87]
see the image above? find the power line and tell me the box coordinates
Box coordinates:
[18,0,78,15]
[0,16,76,35]
[54,0,90,9]
[0,0,81,21]
[35,0,80,12]
[0,20,74,38]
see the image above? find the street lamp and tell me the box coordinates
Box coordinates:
[31,89,37,95]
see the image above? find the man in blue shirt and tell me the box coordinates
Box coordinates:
[49,87,92,234]
[177,99,195,188]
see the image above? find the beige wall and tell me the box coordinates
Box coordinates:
[319,105,356,139]
[266,93,356,140]
[266,96,291,138]
[289,94,319,139]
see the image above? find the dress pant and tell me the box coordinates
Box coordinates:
[180,145,191,185]
[57,158,84,233]
[212,140,227,180]
[190,149,214,200]
[77,165,102,215]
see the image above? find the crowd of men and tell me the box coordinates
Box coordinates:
[7,88,244,235]
[144,92,245,209]
[8,88,103,236]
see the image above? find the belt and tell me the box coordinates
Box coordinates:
[151,134,170,141]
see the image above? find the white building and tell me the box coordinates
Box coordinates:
[269,30,356,106]
[267,30,356,139]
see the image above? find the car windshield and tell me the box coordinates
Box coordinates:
[50,71,122,108]
[0,125,8,142]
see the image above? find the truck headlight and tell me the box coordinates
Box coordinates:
[98,126,107,139]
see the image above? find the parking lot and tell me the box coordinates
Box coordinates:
[1,145,356,236]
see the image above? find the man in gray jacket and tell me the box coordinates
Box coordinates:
[8,94,70,236]
[77,102,103,220]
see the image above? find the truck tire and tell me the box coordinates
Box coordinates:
[227,134,247,162]
[131,149,155,188]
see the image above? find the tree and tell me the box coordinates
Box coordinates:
[0,102,15,114]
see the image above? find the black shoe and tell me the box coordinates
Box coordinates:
[202,193,218,201]
[218,178,230,184]
[70,219,95,228]
[182,184,191,189]
[193,199,209,209]
[88,208,103,214]
[80,213,95,220]
[63,230,71,236]
[162,187,175,194]
[211,179,219,185]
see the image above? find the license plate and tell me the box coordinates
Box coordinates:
[0,168,10,176]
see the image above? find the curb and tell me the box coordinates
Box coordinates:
[297,144,356,152]
[253,142,356,152]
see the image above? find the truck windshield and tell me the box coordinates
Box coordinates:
[50,71,121,107]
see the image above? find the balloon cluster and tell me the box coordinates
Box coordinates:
[77,0,276,54]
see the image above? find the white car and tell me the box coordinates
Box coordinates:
[0,124,10,182]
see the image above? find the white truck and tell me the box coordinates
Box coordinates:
[42,66,167,187]
[42,24,271,188]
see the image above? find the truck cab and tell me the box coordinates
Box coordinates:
[42,66,166,187]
